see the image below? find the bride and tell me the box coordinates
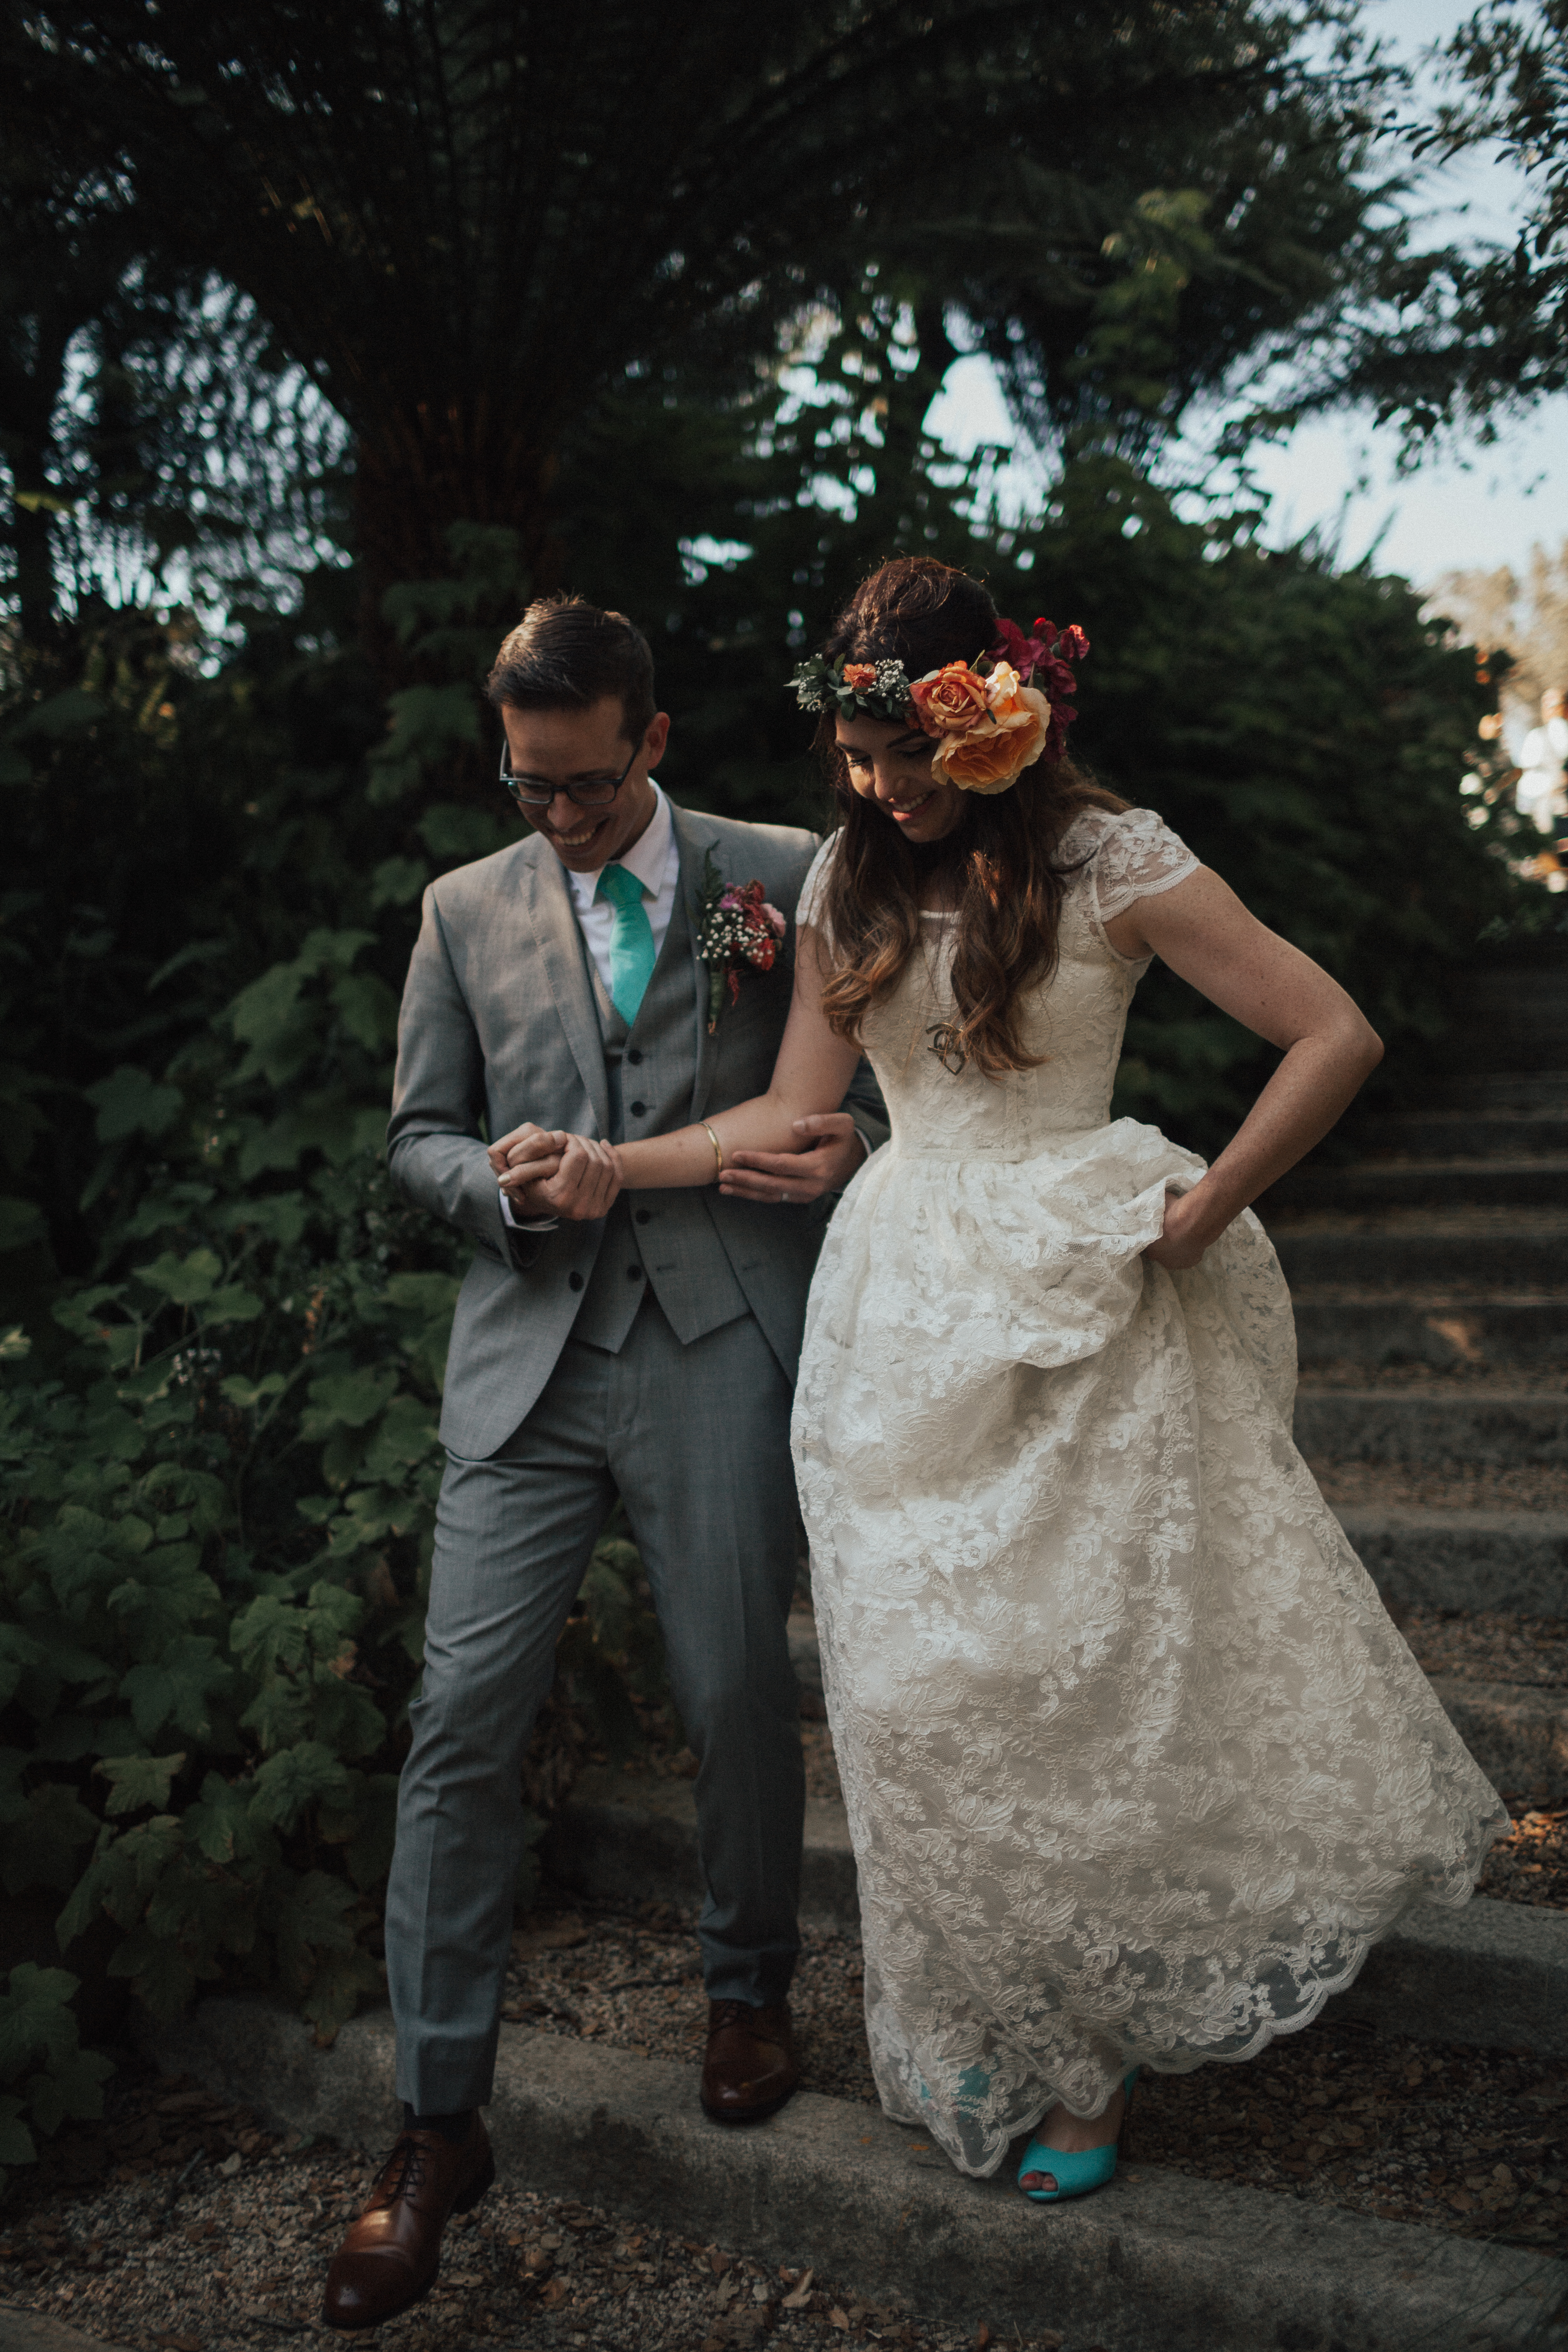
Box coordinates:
[495,556,1506,2197]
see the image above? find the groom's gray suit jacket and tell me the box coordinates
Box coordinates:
[387,799,884,1461]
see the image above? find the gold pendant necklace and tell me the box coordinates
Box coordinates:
[912,907,968,1075]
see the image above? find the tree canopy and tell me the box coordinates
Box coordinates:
[1256,0,1568,449]
[4,0,1402,641]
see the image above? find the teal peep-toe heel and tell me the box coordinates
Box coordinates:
[1016,2070,1138,2202]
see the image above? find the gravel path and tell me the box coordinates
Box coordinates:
[0,2068,1022,2352]
[3,1915,1565,2352]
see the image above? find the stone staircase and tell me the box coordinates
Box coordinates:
[1271,959,1568,1798]
[137,961,1568,2352]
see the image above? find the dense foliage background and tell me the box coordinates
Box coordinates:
[1,0,1561,2164]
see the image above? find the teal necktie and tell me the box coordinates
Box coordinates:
[595,861,657,1027]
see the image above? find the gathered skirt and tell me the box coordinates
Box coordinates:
[790,1119,1508,2178]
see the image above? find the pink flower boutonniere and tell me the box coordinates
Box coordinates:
[695,851,787,1032]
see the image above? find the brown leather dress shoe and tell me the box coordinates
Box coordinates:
[322,2112,494,2331]
[700,1999,799,2123]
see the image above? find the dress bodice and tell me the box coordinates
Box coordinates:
[800,806,1198,1158]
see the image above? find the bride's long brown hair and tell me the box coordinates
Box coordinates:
[815,557,1124,1077]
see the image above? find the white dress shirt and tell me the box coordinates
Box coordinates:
[562,779,679,995]
[501,783,677,1229]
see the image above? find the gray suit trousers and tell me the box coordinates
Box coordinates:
[384,1295,805,2113]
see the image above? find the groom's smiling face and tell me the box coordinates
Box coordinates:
[500,696,669,873]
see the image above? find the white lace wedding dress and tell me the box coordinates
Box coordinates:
[792,806,1507,2180]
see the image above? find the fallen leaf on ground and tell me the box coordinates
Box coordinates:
[511,1916,589,1960]
[830,2307,849,2329]
[782,2268,814,2308]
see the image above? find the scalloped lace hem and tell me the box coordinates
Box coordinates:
[886,1849,1505,2182]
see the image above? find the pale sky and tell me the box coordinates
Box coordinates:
[926,0,1566,592]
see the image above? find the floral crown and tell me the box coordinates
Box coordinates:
[787,616,1089,795]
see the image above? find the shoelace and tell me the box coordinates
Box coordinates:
[709,1999,778,2035]
[370,2134,433,2208]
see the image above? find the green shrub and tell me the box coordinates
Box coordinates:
[0,1151,674,2073]
[0,1963,115,2184]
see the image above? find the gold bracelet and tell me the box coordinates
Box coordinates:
[700,1121,725,1179]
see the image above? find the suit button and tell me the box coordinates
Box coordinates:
[630,1099,647,1117]
[634,1209,651,1225]
[627,1048,643,1066]
[568,1271,584,1292]
[627,1264,642,1281]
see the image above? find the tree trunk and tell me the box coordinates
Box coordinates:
[351,396,567,688]
[11,491,60,652]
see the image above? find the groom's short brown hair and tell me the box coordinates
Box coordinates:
[486,595,656,745]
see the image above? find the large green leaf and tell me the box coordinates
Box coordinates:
[133,1248,223,1304]
[250,1741,353,1834]
[95,1753,188,1817]
[119,1636,234,1743]
[85,1067,184,1143]
[0,1964,82,2078]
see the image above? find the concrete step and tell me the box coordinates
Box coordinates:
[1271,1218,1564,1291]
[1429,1675,1568,1798]
[1274,1157,1568,1212]
[0,2320,120,2352]
[1292,1386,1568,1469]
[1294,1291,1568,1368]
[541,1773,856,1928]
[1448,1024,1568,1073]
[1462,961,1568,1016]
[1355,1110,1568,1158]
[545,1771,1568,2056]
[1338,1506,1568,1614]
[1424,1068,1568,1114]
[144,1999,1568,2352]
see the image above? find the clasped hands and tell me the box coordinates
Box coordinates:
[486,1113,867,1220]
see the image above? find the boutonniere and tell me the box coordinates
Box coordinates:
[694,849,787,1033]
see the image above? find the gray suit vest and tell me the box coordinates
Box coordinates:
[570,882,748,1352]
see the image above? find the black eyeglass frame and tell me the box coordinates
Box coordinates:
[499,738,641,809]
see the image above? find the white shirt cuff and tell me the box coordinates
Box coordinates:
[499,1185,559,1234]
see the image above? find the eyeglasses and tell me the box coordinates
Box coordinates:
[499,739,640,809]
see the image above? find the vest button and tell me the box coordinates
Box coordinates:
[626,1048,643,1065]
[634,1209,651,1226]
[627,1264,642,1281]
[629,1099,647,1118]
[568,1271,584,1292]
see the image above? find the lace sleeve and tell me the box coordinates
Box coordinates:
[1089,807,1199,924]
[796,831,841,945]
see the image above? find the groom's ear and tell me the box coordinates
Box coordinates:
[644,711,671,767]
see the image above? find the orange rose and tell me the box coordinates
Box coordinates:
[910,662,990,735]
[934,686,1051,794]
[842,663,876,689]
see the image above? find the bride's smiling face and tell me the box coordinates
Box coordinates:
[836,711,965,844]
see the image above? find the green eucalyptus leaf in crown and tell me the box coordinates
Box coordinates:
[787,653,916,722]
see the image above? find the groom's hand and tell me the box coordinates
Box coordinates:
[498,1129,620,1221]
[721,1113,869,1205]
[488,1122,566,1181]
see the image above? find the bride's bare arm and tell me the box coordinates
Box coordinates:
[1104,867,1383,1270]
[495,922,862,1204]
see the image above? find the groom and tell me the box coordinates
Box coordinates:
[322,596,885,2331]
